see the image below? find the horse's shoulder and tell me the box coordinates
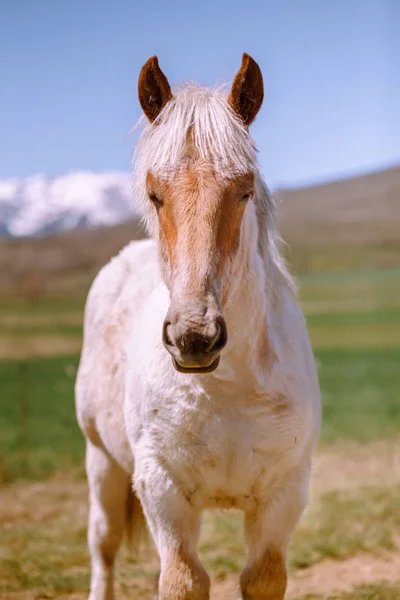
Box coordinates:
[76,239,158,449]
[77,238,159,393]
[83,239,156,324]
[90,239,156,298]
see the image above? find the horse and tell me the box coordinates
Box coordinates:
[75,53,321,600]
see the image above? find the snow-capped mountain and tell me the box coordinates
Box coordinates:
[0,171,136,237]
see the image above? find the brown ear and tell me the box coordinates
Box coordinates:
[138,56,173,122]
[228,53,264,126]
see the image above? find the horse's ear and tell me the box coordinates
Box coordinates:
[138,56,173,122]
[228,53,264,126]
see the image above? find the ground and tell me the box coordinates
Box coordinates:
[1,442,399,599]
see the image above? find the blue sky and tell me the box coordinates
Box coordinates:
[1,0,399,187]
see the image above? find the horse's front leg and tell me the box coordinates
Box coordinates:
[240,473,310,600]
[136,464,210,600]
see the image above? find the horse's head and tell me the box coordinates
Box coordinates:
[136,54,264,373]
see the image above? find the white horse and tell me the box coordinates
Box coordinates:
[76,53,321,600]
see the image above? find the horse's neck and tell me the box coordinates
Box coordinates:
[222,202,282,377]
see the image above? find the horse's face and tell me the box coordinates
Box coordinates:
[138,55,263,374]
[146,166,254,373]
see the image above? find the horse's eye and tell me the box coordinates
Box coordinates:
[240,191,253,202]
[149,193,163,207]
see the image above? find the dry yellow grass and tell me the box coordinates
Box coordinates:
[1,442,399,600]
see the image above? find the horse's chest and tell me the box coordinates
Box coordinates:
[148,395,302,509]
[196,416,269,497]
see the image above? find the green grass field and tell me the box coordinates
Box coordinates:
[1,345,400,482]
[1,264,400,481]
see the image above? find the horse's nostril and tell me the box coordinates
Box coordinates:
[208,323,221,351]
[210,319,228,353]
[162,321,173,347]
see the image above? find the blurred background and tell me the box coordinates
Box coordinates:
[1,1,399,599]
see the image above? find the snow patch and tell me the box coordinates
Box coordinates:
[0,171,136,237]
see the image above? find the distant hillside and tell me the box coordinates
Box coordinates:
[1,165,399,300]
[0,220,146,299]
[277,165,400,245]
